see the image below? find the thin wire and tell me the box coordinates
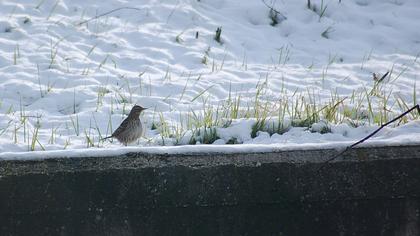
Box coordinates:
[318,104,420,171]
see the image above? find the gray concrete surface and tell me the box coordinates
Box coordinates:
[1,145,420,235]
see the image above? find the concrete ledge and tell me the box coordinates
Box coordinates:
[1,145,420,235]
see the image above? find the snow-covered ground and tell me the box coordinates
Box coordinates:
[0,0,419,156]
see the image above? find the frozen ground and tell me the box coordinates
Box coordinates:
[0,0,419,156]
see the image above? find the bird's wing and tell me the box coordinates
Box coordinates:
[111,117,130,137]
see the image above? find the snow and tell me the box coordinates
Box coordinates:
[0,0,420,158]
[217,119,254,143]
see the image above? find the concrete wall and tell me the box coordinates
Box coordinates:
[1,145,420,236]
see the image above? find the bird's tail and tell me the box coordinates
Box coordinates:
[101,136,113,141]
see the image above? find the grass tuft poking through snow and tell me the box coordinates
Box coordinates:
[214,27,222,44]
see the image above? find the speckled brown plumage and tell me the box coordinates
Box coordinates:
[103,105,146,146]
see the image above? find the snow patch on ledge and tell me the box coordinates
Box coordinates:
[1,140,420,161]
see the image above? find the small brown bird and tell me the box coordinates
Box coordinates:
[103,105,147,146]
